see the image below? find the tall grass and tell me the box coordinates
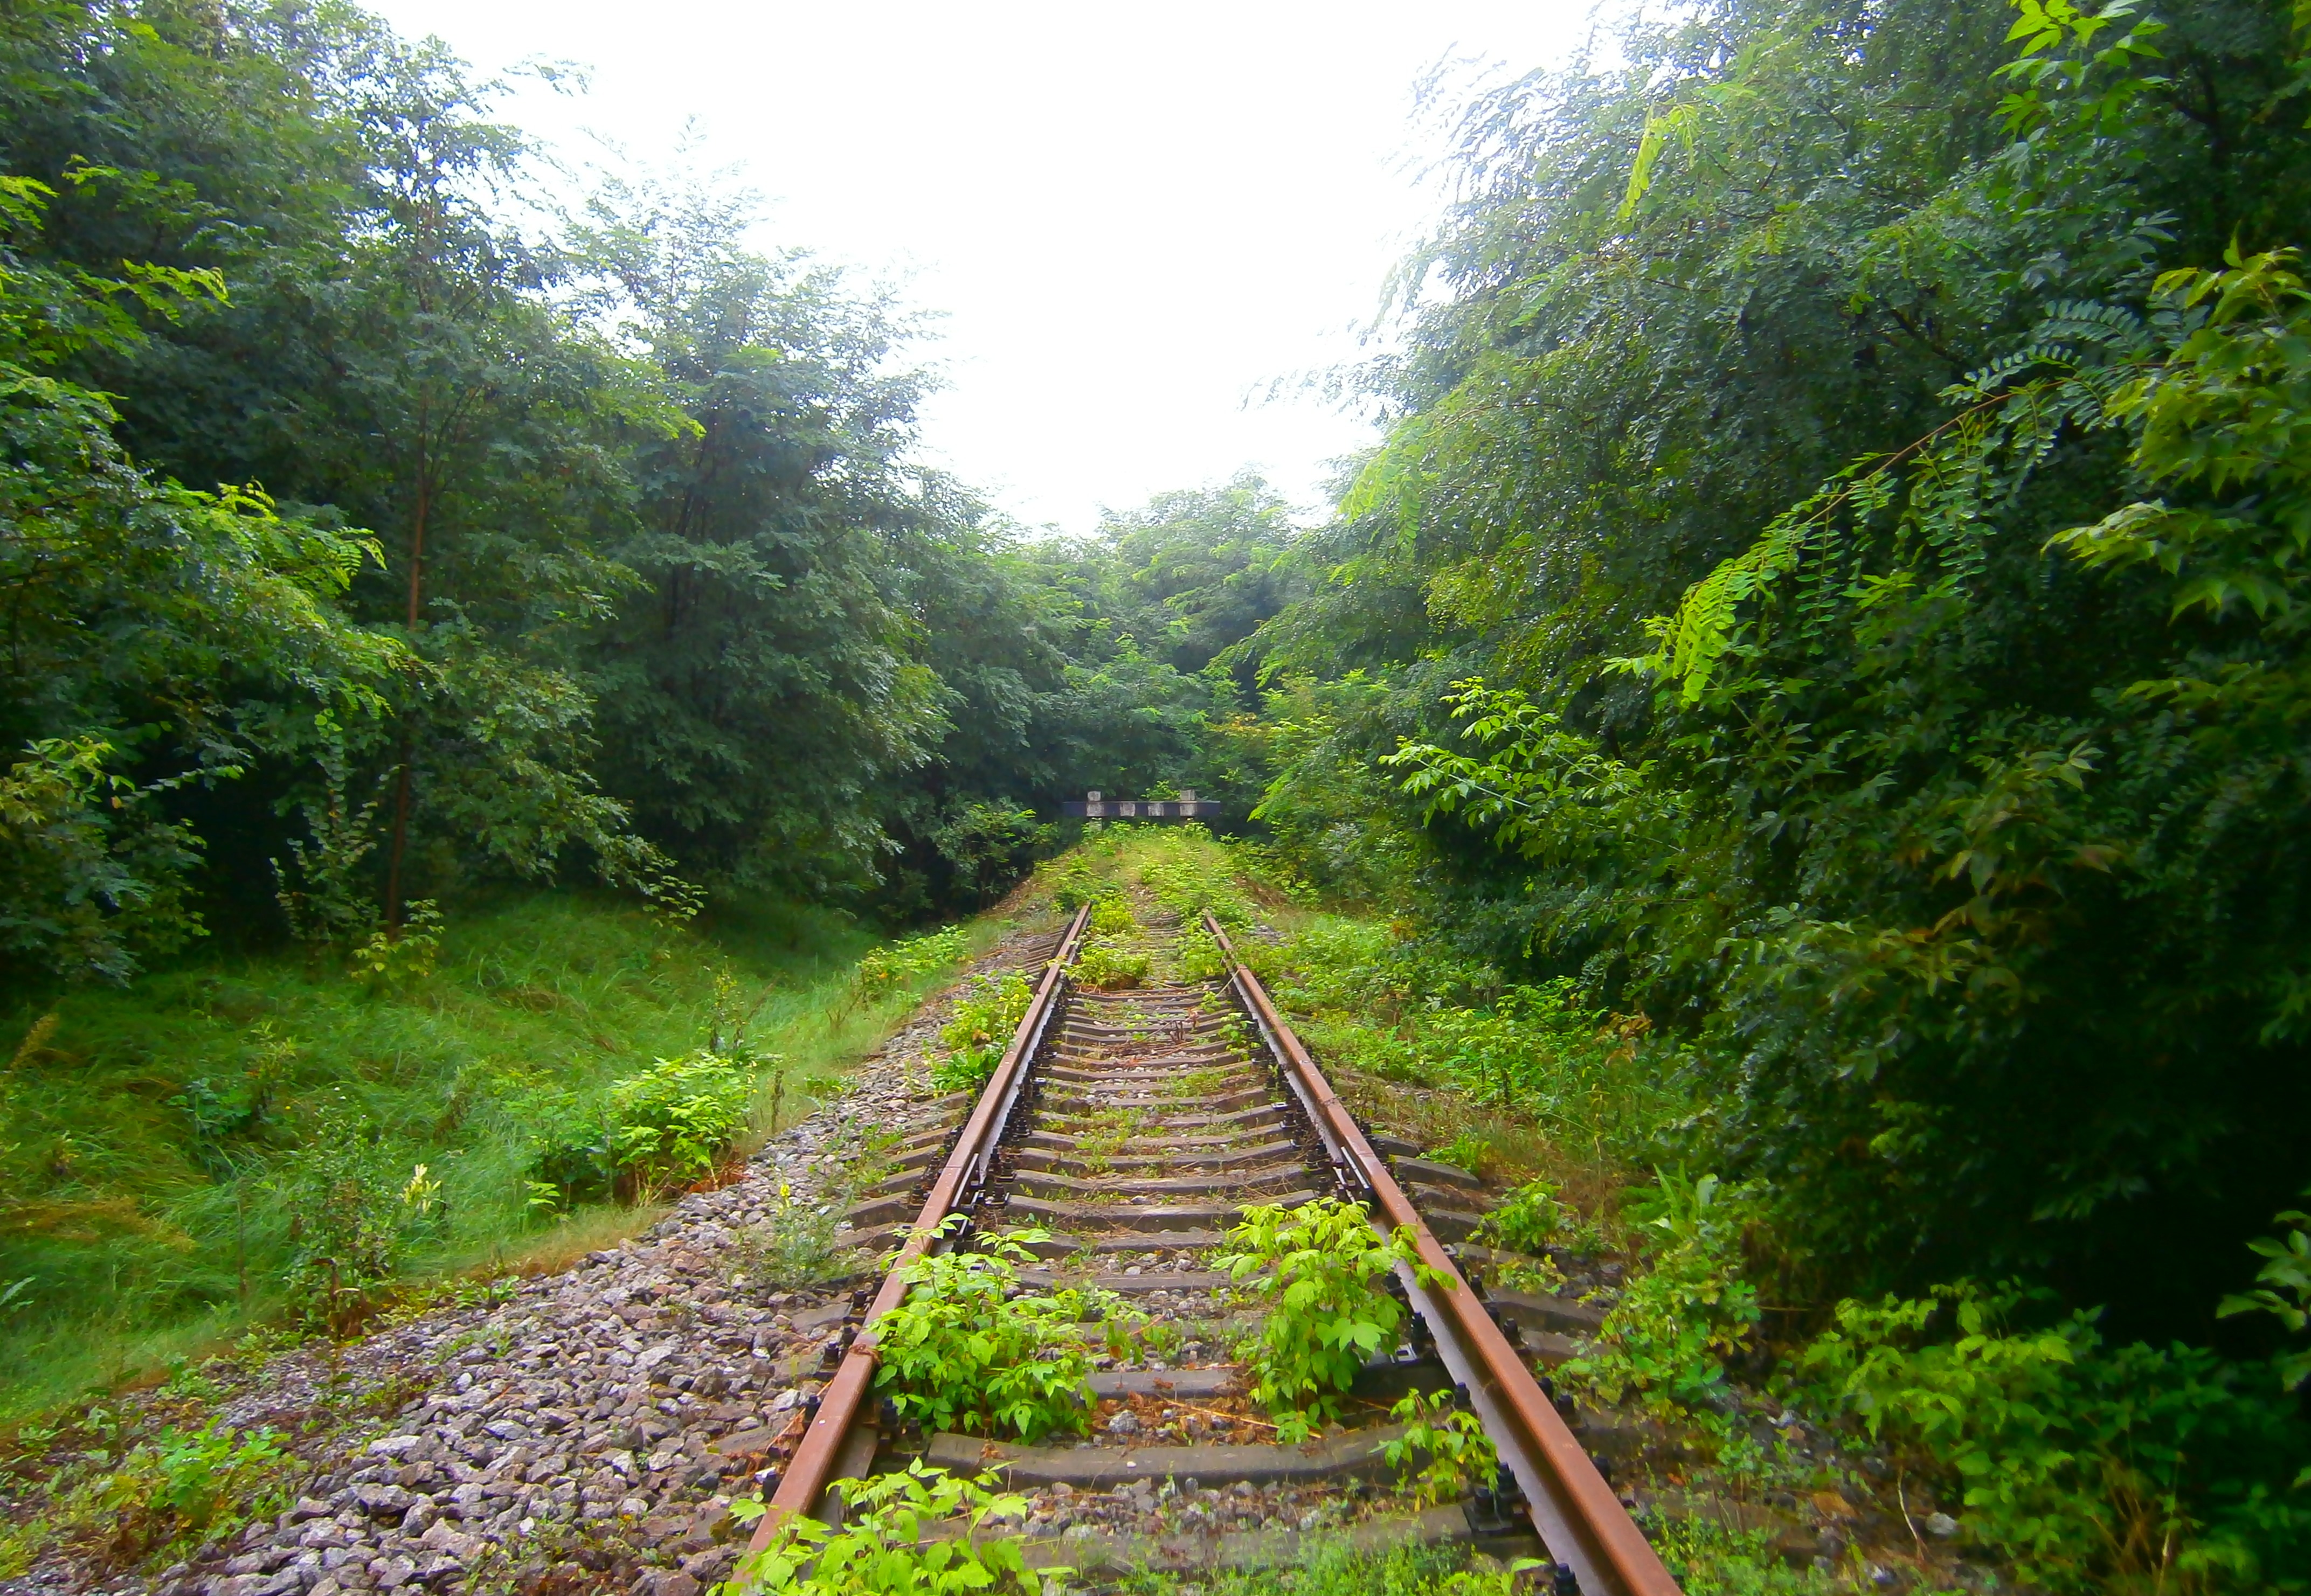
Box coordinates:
[0,890,992,1419]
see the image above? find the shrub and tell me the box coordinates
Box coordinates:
[848,927,966,1008]
[347,899,442,988]
[931,970,1033,1094]
[1175,919,1228,981]
[1039,853,1111,911]
[75,1421,292,1565]
[724,1461,1056,1596]
[603,1048,759,1196]
[1136,830,1257,925]
[1219,1197,1438,1438]
[734,1182,859,1288]
[2218,1195,2311,1393]
[1801,1282,2311,1593]
[1074,940,1150,990]
[1382,1387,1499,1508]
[1089,896,1139,936]
[873,1222,1123,1441]
[1480,1177,1601,1258]
[1560,1170,1758,1415]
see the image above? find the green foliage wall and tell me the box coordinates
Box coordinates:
[1247,0,2311,1347]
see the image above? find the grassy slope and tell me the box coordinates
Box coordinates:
[0,890,993,1420]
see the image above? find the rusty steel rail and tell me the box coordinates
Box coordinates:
[745,902,1093,1549]
[1206,913,1681,1596]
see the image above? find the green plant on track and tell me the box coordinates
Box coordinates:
[1136,829,1256,925]
[1089,896,1140,936]
[1074,940,1151,990]
[873,1220,1130,1440]
[932,970,1034,1093]
[1429,1133,1490,1181]
[723,1460,1059,1596]
[1382,1388,1499,1509]
[1799,1278,2311,1592]
[735,1181,857,1289]
[17,1420,293,1570]
[1219,1196,1443,1439]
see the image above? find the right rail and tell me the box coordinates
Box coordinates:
[1206,913,1680,1596]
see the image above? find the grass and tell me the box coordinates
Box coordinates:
[1117,1541,1524,1596]
[0,887,998,1420]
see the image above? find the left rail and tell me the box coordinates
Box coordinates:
[744,901,1094,1548]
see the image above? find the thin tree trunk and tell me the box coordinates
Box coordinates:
[383,471,430,934]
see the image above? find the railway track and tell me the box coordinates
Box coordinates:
[746,903,1680,1594]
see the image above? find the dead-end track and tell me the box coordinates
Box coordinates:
[745,904,1680,1594]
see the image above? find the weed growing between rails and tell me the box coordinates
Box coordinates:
[724,1462,1061,1596]
[873,1220,1134,1441]
[1110,1540,1570,1596]
[0,891,994,1420]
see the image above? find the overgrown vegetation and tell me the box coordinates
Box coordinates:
[8,0,2311,1586]
[1217,3,2311,1587]
[725,1462,1057,1596]
[0,1416,292,1577]
[871,1222,1126,1441]
[1381,1389,1500,1510]
[0,892,974,1417]
[1218,1196,1435,1440]
[1115,1539,1534,1596]
[931,970,1034,1093]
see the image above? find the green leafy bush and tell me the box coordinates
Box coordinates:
[724,1461,1055,1596]
[1175,919,1228,981]
[1560,1171,1758,1414]
[1480,1177,1601,1258]
[1039,852,1112,911]
[1137,832,1256,925]
[2219,1195,2311,1393]
[29,1421,297,1567]
[873,1223,1122,1440]
[1646,1515,1843,1596]
[1219,1196,1436,1438]
[1088,896,1139,936]
[849,927,967,1007]
[1382,1388,1499,1508]
[1073,940,1151,990]
[1801,1281,2311,1593]
[932,970,1033,1094]
[348,900,444,988]
[603,1049,760,1196]
[734,1182,859,1289]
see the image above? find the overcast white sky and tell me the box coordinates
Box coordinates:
[362,2,1597,535]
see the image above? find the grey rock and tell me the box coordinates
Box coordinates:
[353,1484,413,1516]
[1924,1511,1960,1539]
